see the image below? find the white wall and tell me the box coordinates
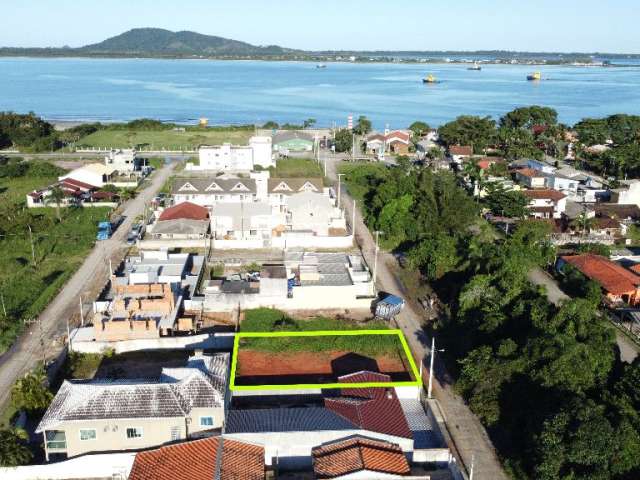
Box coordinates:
[70,329,235,354]
[250,136,275,168]
[0,452,135,480]
[199,144,254,171]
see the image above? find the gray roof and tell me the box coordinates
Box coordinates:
[172,177,257,195]
[37,354,229,432]
[226,407,355,434]
[153,219,210,236]
[268,178,323,194]
[285,252,355,286]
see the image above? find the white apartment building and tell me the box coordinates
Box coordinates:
[195,136,274,171]
[105,149,139,172]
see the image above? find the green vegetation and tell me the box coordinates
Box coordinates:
[11,369,53,415]
[353,116,372,136]
[0,428,32,467]
[334,129,353,153]
[0,112,60,152]
[241,309,397,356]
[270,157,323,177]
[409,121,430,138]
[62,351,104,379]
[0,161,109,351]
[484,183,529,218]
[347,154,640,479]
[76,127,252,150]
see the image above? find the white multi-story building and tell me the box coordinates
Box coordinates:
[105,149,139,172]
[196,136,274,171]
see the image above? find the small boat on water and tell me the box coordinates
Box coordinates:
[527,71,542,81]
[468,62,481,71]
[316,63,327,69]
[423,74,438,84]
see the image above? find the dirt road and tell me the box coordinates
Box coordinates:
[0,163,175,412]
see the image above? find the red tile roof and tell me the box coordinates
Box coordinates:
[562,254,640,295]
[516,168,546,178]
[60,178,99,190]
[312,436,410,478]
[522,189,566,201]
[385,131,411,144]
[324,372,412,439]
[449,145,473,156]
[159,202,209,221]
[128,437,264,480]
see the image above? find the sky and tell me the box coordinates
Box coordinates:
[2,0,639,53]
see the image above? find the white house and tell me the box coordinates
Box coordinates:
[286,191,346,236]
[171,176,260,207]
[211,202,278,241]
[195,136,274,171]
[59,163,117,188]
[105,149,139,172]
[547,174,580,195]
[514,168,547,189]
[267,177,325,214]
[522,189,567,219]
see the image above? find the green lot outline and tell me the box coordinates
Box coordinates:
[230,329,421,391]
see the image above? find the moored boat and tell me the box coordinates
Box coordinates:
[527,71,542,81]
[423,74,437,84]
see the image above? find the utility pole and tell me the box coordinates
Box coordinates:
[469,454,475,480]
[79,295,84,327]
[352,199,356,237]
[336,173,345,210]
[428,336,445,399]
[27,225,36,266]
[66,315,73,353]
[373,231,383,289]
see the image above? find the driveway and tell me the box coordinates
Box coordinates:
[0,162,175,413]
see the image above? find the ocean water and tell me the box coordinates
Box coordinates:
[2,57,640,128]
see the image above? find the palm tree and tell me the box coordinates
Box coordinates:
[118,188,137,202]
[572,212,595,236]
[45,185,65,221]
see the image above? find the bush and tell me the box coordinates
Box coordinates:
[11,369,53,415]
[0,428,32,467]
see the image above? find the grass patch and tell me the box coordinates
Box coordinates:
[271,157,323,178]
[338,162,389,204]
[62,352,105,380]
[77,129,252,150]
[241,308,393,355]
[0,172,110,352]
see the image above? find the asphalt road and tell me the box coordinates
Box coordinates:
[324,153,508,480]
[0,163,175,412]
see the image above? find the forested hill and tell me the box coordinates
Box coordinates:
[0,28,299,58]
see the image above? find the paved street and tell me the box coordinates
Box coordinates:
[323,152,508,480]
[0,162,175,412]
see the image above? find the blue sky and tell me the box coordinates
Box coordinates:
[2,0,639,53]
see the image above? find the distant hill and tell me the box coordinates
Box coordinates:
[0,28,299,58]
[78,28,297,56]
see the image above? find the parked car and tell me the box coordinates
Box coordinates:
[127,223,142,245]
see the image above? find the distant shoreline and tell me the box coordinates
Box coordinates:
[1,54,637,68]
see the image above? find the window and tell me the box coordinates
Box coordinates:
[200,416,214,427]
[79,429,96,441]
[170,426,181,441]
[126,427,143,439]
[249,230,258,236]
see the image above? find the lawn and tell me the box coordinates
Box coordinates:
[76,129,253,150]
[0,168,110,353]
[272,157,324,178]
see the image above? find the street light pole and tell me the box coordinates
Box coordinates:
[428,336,445,399]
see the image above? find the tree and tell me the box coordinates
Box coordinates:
[484,183,528,218]
[262,121,279,130]
[500,106,558,130]
[118,187,137,201]
[45,185,66,221]
[571,212,595,235]
[0,428,32,467]
[303,118,316,129]
[498,127,543,160]
[334,129,353,153]
[11,369,53,415]
[409,121,430,138]
[438,115,497,154]
[353,116,372,136]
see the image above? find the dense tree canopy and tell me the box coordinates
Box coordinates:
[0,112,59,152]
[438,115,497,153]
[0,429,32,467]
[408,121,430,138]
[353,115,372,136]
[500,106,558,129]
[334,128,353,152]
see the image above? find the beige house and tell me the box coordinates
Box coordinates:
[36,353,229,461]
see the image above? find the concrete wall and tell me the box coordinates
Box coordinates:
[138,235,353,250]
[70,329,235,354]
[27,201,118,209]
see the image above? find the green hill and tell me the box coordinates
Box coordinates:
[78,28,296,56]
